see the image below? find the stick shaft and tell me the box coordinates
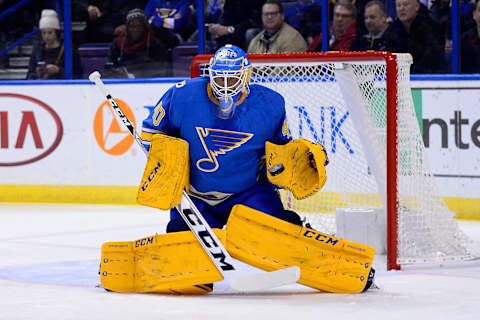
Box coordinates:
[89,73,238,281]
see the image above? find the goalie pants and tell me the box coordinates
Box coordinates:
[167,183,302,233]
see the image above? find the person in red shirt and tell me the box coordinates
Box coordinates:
[308,0,357,52]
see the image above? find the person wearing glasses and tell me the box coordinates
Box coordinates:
[308,0,358,52]
[247,0,307,54]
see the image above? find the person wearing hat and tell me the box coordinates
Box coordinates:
[104,8,177,78]
[27,9,82,79]
[27,9,63,79]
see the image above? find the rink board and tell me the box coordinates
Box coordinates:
[0,78,479,219]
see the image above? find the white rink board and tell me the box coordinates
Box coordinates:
[0,79,479,199]
[0,81,173,185]
[418,87,480,198]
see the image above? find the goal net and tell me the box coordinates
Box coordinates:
[191,51,479,270]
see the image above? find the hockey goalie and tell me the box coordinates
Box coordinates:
[99,45,376,294]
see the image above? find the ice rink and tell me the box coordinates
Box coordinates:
[1,203,479,320]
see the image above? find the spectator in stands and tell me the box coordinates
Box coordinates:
[461,0,480,73]
[247,1,306,53]
[390,0,445,73]
[74,0,148,43]
[104,8,176,78]
[352,0,370,35]
[351,0,393,51]
[308,0,357,52]
[27,9,82,79]
[144,0,192,42]
[207,0,266,51]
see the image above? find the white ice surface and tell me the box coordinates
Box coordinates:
[1,203,479,320]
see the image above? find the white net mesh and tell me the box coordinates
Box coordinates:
[197,53,479,267]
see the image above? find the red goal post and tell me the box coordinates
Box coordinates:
[190,51,479,270]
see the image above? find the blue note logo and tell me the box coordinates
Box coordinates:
[196,127,253,172]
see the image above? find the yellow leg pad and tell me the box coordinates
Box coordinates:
[100,229,225,294]
[225,205,376,293]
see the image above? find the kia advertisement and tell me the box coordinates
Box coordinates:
[0,93,63,166]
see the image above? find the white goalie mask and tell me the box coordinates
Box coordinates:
[208,44,252,119]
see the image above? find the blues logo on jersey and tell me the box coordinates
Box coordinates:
[196,127,253,172]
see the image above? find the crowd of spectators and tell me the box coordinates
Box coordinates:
[1,0,480,79]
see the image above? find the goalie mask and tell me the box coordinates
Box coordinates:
[209,44,252,119]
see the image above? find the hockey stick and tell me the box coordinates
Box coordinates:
[88,71,300,292]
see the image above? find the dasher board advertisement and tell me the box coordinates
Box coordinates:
[0,79,479,213]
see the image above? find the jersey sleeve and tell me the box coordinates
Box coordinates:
[140,84,182,152]
[146,0,190,31]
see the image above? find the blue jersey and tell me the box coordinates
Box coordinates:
[141,77,291,200]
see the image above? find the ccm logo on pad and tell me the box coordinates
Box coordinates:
[135,236,154,247]
[303,230,339,246]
